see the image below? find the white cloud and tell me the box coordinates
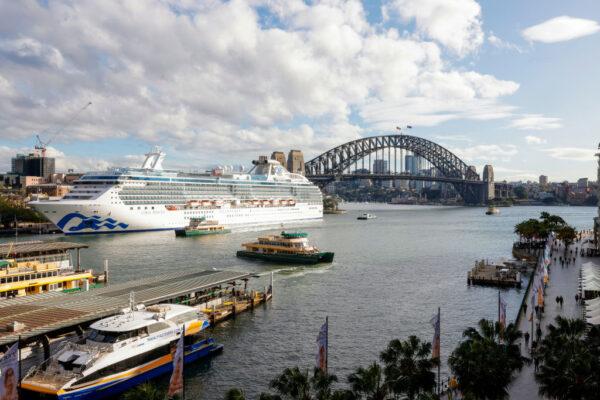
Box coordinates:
[524,135,546,144]
[450,144,518,162]
[488,32,522,53]
[0,0,520,163]
[383,0,484,57]
[492,166,538,182]
[522,16,600,43]
[542,147,596,161]
[509,114,562,130]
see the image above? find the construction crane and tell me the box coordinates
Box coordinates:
[35,134,52,158]
[34,101,92,157]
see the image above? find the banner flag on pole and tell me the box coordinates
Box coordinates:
[537,287,544,306]
[316,317,328,372]
[0,342,19,400]
[167,326,184,399]
[430,311,441,359]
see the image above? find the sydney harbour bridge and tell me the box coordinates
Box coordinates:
[304,134,509,205]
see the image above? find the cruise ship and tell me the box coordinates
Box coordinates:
[31,148,323,234]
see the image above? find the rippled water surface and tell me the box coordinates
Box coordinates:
[10,205,597,398]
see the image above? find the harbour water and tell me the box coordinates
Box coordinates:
[9,205,596,398]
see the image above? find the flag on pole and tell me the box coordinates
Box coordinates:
[167,326,184,399]
[0,342,19,400]
[537,287,544,306]
[498,293,507,332]
[316,317,328,372]
[430,310,441,359]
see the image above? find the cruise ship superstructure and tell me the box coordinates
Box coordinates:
[31,148,323,234]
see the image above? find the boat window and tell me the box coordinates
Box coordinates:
[147,322,170,334]
[75,343,171,384]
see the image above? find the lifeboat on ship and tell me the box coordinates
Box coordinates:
[166,205,178,211]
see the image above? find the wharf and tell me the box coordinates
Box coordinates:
[0,269,259,350]
[467,260,523,288]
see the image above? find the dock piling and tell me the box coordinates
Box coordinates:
[103,260,109,284]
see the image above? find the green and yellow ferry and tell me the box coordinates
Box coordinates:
[175,217,231,237]
[236,231,334,264]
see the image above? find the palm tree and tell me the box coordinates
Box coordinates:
[123,382,166,400]
[535,317,600,399]
[380,335,436,400]
[267,367,346,400]
[225,388,247,400]
[448,319,527,400]
[348,362,389,400]
[270,367,313,400]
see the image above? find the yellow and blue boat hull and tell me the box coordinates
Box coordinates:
[22,338,223,400]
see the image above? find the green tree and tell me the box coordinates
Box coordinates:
[556,225,577,248]
[348,362,389,400]
[535,317,600,400]
[266,367,349,400]
[514,219,547,241]
[123,382,166,400]
[448,320,527,400]
[379,335,437,400]
[225,388,248,400]
[513,186,527,199]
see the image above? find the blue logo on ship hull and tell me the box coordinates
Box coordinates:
[56,213,129,232]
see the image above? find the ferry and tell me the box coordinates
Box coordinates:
[175,217,230,237]
[0,241,99,299]
[30,148,323,235]
[21,303,222,399]
[236,231,334,264]
[357,213,377,220]
[485,205,500,215]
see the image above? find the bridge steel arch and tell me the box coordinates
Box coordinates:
[304,134,486,204]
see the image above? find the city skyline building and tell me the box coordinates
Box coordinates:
[11,153,55,178]
[373,159,389,174]
[539,175,548,187]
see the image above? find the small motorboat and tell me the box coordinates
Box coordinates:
[357,213,377,220]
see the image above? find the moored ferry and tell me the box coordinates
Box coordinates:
[236,231,334,264]
[30,148,322,235]
[0,241,98,298]
[21,303,222,399]
[174,217,230,237]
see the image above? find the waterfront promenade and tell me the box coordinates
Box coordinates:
[509,237,591,399]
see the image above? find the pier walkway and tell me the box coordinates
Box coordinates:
[0,269,251,347]
[508,238,590,400]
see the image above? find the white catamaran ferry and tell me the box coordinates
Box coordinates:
[21,303,222,399]
[30,148,323,234]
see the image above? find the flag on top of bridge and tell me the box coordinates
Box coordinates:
[316,317,328,372]
[430,309,441,359]
[498,293,507,333]
[0,342,19,400]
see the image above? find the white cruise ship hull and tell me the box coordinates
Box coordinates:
[32,201,322,234]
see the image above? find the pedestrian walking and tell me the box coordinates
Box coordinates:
[524,331,530,347]
[536,325,542,341]
[559,296,564,308]
[575,293,579,303]
[555,296,559,306]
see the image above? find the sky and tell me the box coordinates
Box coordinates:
[0,0,599,182]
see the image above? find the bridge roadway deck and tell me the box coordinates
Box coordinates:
[306,173,485,185]
[0,269,251,346]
